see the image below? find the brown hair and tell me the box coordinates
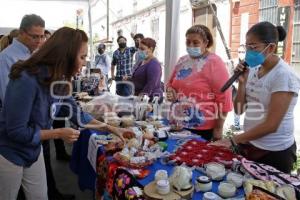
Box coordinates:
[0,36,10,52]
[0,29,19,51]
[10,27,88,86]
[186,25,214,48]
[8,29,19,44]
[140,37,156,52]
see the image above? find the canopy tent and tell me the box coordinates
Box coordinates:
[1,0,181,81]
[164,0,180,82]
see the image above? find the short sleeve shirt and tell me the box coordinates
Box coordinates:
[244,59,300,151]
[112,47,136,77]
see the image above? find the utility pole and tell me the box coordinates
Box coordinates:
[207,0,234,70]
[107,0,109,40]
[88,0,93,72]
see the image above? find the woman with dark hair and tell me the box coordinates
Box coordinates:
[166,25,232,141]
[212,22,300,173]
[0,29,19,51]
[131,37,163,100]
[0,27,125,199]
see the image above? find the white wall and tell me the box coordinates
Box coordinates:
[91,0,192,65]
[178,1,193,58]
[0,0,88,31]
[214,0,231,64]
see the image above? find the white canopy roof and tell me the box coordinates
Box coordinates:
[2,0,181,80]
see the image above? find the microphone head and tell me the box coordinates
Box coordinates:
[220,61,248,93]
[242,61,249,67]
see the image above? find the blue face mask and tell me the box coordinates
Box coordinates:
[138,50,147,60]
[244,50,266,68]
[186,47,202,58]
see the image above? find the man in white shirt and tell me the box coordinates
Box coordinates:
[94,43,110,79]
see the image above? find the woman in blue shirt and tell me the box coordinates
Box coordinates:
[0,27,124,199]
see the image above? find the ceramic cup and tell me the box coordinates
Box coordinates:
[155,170,168,182]
[195,176,212,192]
[156,179,170,195]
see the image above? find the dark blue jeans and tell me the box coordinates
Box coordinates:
[115,76,133,96]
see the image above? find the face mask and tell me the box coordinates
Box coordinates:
[186,47,202,58]
[245,44,271,68]
[98,49,104,54]
[135,41,139,48]
[138,50,147,60]
[118,42,126,49]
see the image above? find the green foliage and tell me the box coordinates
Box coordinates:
[292,152,300,172]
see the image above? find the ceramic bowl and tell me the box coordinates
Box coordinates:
[218,182,236,198]
[203,192,219,200]
[205,162,226,181]
[226,172,244,188]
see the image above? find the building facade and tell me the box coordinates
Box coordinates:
[91,0,233,76]
[229,0,299,72]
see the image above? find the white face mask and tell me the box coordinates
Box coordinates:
[186,47,202,57]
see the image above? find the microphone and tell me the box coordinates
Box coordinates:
[220,62,248,92]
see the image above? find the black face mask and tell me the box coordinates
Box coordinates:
[135,42,139,48]
[118,42,126,49]
[98,49,104,54]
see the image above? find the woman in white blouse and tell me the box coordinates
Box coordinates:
[212,21,300,173]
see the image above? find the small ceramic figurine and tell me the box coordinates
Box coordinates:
[169,165,193,191]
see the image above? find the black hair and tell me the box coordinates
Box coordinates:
[19,14,45,31]
[134,33,144,40]
[117,35,127,43]
[98,44,106,49]
[44,29,51,35]
[246,21,286,44]
[186,25,214,48]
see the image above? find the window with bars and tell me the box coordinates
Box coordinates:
[259,0,278,24]
[193,4,217,52]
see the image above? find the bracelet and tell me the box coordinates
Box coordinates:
[229,136,237,146]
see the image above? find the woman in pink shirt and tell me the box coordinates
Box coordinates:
[167,25,232,141]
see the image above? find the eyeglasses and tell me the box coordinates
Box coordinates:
[240,43,268,51]
[24,30,45,41]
